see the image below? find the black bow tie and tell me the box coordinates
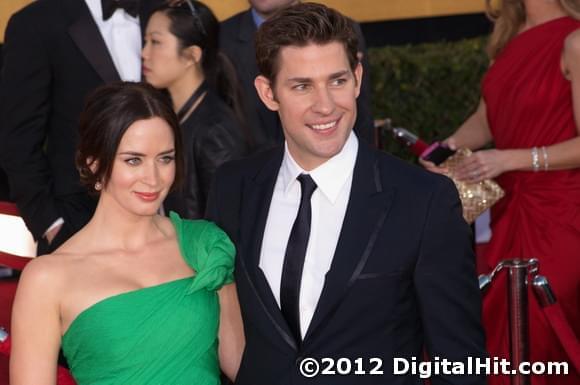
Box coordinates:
[101,0,139,20]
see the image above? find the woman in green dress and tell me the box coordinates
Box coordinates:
[10,82,244,384]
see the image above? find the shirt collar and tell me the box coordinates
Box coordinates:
[280,131,358,204]
[251,8,266,28]
[85,0,138,22]
[85,0,103,19]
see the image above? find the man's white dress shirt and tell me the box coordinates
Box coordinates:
[259,132,358,338]
[84,0,142,82]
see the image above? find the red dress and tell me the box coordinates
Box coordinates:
[482,17,580,384]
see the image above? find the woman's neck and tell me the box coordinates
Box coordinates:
[83,195,167,252]
[523,0,567,29]
[168,71,205,114]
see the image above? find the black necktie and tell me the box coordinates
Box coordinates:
[101,0,139,20]
[280,174,317,342]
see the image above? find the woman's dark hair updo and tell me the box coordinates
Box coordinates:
[76,82,184,192]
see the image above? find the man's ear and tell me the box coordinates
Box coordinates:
[354,62,363,98]
[254,75,279,112]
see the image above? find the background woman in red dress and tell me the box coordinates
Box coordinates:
[423,0,580,383]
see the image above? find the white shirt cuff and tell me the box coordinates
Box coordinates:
[44,217,65,238]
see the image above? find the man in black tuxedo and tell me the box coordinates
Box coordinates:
[219,0,375,152]
[0,0,162,254]
[207,4,486,384]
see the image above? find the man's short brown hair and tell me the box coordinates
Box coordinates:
[255,2,359,83]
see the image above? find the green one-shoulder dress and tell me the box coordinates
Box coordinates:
[61,213,235,385]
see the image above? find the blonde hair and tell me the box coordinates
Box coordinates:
[486,0,580,59]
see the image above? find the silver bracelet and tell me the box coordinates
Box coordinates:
[541,146,549,171]
[531,147,540,172]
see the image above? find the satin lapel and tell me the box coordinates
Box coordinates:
[303,145,395,344]
[239,150,298,351]
[67,1,121,83]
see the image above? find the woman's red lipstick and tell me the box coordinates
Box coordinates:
[134,191,159,202]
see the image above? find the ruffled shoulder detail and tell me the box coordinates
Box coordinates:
[169,211,235,293]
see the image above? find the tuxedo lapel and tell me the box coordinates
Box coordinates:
[65,0,121,83]
[303,144,395,344]
[239,149,298,351]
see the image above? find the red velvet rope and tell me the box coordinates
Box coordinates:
[0,202,19,217]
[0,253,30,270]
[539,304,580,373]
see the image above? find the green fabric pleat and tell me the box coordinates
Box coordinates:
[61,213,235,385]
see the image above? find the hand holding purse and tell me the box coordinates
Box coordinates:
[442,148,505,223]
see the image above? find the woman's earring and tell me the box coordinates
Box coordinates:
[94,181,102,191]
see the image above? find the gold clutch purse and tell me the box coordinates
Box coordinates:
[442,148,505,224]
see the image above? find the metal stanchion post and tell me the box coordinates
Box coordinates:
[480,259,538,385]
[506,260,531,385]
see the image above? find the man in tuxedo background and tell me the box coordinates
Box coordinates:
[219,0,376,152]
[0,0,162,254]
[207,3,486,384]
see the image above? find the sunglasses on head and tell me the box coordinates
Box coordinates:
[168,0,207,36]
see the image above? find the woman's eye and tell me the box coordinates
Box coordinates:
[159,155,175,164]
[125,158,141,166]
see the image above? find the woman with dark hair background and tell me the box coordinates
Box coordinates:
[10,82,244,385]
[142,0,249,219]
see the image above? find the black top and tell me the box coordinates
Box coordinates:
[164,88,247,219]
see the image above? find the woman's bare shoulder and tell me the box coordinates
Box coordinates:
[19,229,94,292]
[561,30,580,80]
[18,252,78,293]
[564,29,580,60]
